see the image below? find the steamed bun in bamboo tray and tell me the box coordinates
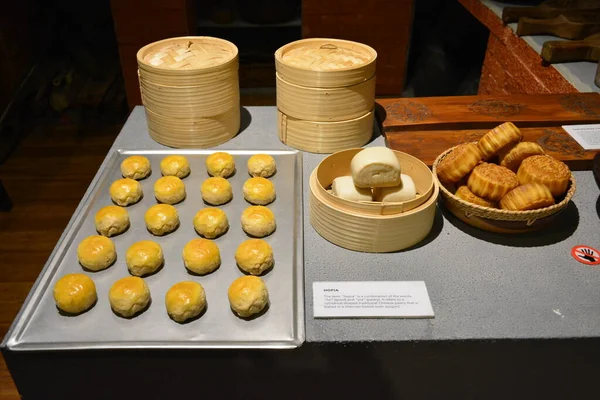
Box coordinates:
[432,122,576,234]
[309,147,439,253]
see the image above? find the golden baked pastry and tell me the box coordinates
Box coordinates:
[77,235,116,271]
[517,155,571,197]
[467,162,519,201]
[243,177,276,205]
[53,273,97,314]
[182,238,221,275]
[109,276,151,318]
[498,141,545,172]
[228,276,269,318]
[144,204,179,236]
[241,206,276,237]
[193,207,229,238]
[235,239,274,275]
[201,177,233,205]
[110,178,143,206]
[160,155,190,178]
[436,143,482,183]
[247,154,276,178]
[206,152,235,178]
[94,205,130,237]
[120,155,151,180]
[455,185,497,208]
[477,122,523,160]
[126,240,164,277]
[499,183,555,211]
[154,176,186,204]
[165,281,206,323]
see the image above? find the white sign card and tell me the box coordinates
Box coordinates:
[561,124,600,150]
[313,281,434,318]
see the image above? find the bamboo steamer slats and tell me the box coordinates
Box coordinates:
[277,110,374,154]
[309,148,439,253]
[137,36,240,148]
[275,38,377,153]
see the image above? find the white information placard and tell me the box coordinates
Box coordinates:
[561,124,600,150]
[313,281,434,319]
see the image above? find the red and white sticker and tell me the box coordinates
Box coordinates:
[571,245,600,265]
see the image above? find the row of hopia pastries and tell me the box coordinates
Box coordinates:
[436,122,572,211]
[54,273,269,321]
[112,153,277,207]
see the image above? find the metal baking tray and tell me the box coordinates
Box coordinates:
[3,149,304,350]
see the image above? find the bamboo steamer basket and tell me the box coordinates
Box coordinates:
[277,109,374,154]
[137,36,239,87]
[276,73,375,122]
[275,38,377,88]
[145,106,240,148]
[432,144,577,234]
[309,148,439,253]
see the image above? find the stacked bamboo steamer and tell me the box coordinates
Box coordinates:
[275,38,377,153]
[137,37,240,148]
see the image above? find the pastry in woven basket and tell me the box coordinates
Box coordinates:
[517,155,570,197]
[467,162,519,201]
[498,141,545,172]
[477,122,523,160]
[436,143,482,183]
[499,183,555,211]
[455,185,497,208]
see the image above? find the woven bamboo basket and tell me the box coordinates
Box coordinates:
[137,36,240,148]
[309,148,439,253]
[276,73,375,122]
[275,38,377,88]
[277,110,374,154]
[432,144,577,234]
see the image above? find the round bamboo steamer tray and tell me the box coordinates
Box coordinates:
[276,73,375,122]
[145,106,240,148]
[137,36,239,87]
[277,109,373,154]
[309,149,439,253]
[315,148,434,215]
[275,38,377,88]
[432,144,576,234]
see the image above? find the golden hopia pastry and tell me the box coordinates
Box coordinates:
[53,273,97,314]
[109,276,151,318]
[154,176,186,204]
[436,143,482,183]
[193,208,229,238]
[499,183,555,211]
[235,239,274,275]
[477,122,523,160]
[77,235,117,271]
[517,155,571,197]
[201,177,233,205]
[332,176,372,202]
[120,156,151,180]
[350,147,401,188]
[94,205,130,237]
[455,185,497,208]
[498,142,545,172]
[110,178,143,206]
[467,162,519,201]
[243,177,276,205]
[165,281,206,323]
[160,155,190,178]
[241,206,276,237]
[144,204,179,236]
[182,238,221,275]
[126,240,164,277]
[206,152,235,178]
[248,154,276,178]
[228,275,269,318]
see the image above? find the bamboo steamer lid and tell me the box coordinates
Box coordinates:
[276,73,375,122]
[275,38,377,88]
[309,149,439,253]
[137,36,239,87]
[277,110,373,154]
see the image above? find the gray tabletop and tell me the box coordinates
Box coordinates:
[76,106,600,343]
